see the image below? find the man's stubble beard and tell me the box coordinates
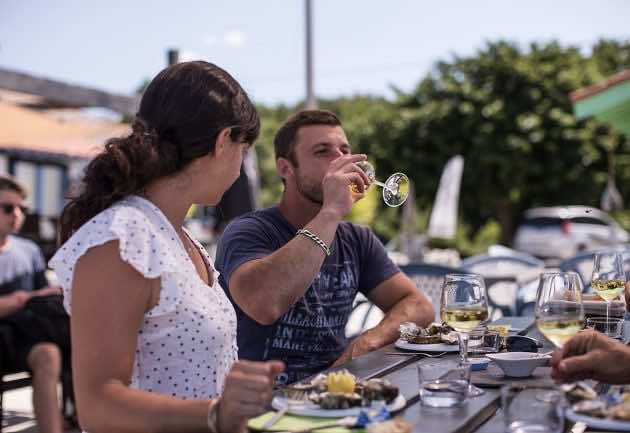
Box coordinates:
[294,173,323,206]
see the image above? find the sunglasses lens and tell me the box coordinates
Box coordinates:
[506,336,538,352]
[0,204,28,214]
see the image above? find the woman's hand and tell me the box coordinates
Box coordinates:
[218,360,285,433]
[551,329,630,384]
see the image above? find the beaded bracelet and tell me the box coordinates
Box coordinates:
[206,398,221,433]
[296,228,331,256]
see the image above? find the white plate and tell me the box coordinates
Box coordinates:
[394,338,459,353]
[271,394,406,418]
[566,409,630,432]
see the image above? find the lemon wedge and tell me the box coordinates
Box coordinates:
[326,371,356,394]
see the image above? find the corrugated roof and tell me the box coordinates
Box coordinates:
[0,99,130,159]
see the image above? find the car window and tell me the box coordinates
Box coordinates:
[569,217,608,226]
[521,217,562,227]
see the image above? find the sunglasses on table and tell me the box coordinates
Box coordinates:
[0,203,29,215]
[505,335,543,353]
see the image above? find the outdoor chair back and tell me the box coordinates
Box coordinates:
[558,251,596,291]
[459,255,544,317]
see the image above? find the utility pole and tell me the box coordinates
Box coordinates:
[167,49,179,66]
[305,0,317,109]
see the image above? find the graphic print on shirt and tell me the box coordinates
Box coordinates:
[269,261,357,384]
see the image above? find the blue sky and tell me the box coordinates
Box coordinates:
[1,0,629,106]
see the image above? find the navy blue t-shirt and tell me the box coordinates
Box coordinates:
[215,206,399,383]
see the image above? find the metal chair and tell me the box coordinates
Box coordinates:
[459,255,544,317]
[399,263,464,320]
[558,251,597,291]
[460,253,544,269]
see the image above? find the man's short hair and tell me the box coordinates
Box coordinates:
[0,175,27,198]
[273,110,342,165]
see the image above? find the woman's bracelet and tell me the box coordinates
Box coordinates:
[206,398,221,433]
[296,228,331,256]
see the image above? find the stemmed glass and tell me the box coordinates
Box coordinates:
[352,161,410,208]
[535,272,584,349]
[591,251,625,328]
[440,273,489,397]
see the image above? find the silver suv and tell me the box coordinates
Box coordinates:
[513,206,629,259]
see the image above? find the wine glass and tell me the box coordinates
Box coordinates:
[535,272,584,348]
[440,273,489,397]
[591,251,625,329]
[352,161,410,207]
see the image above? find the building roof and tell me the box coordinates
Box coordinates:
[570,70,630,102]
[0,94,130,159]
[570,69,630,136]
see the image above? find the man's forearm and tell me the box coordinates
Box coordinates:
[229,208,342,324]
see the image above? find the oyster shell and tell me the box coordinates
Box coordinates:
[572,399,608,418]
[278,373,327,400]
[357,378,399,404]
[309,391,363,409]
[399,322,456,345]
[563,382,598,404]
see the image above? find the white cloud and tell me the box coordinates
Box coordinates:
[223,30,246,48]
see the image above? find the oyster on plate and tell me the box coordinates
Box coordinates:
[356,378,399,404]
[571,399,608,418]
[309,391,363,410]
[399,322,456,345]
[563,382,598,404]
[301,372,400,410]
[277,373,327,400]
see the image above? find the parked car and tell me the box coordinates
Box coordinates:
[512,206,629,260]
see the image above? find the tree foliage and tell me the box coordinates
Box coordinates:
[256,39,630,247]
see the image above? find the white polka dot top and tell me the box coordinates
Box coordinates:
[49,195,238,400]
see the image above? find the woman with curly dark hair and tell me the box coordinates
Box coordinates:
[50,61,283,433]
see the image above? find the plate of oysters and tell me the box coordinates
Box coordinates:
[394,322,459,352]
[272,370,405,417]
[565,382,630,431]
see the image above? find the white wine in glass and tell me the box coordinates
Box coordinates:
[535,272,584,348]
[352,161,410,208]
[440,273,489,397]
[441,308,489,333]
[591,251,625,330]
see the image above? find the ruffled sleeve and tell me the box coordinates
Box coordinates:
[49,201,181,315]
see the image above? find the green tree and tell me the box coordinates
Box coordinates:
[395,40,630,243]
[255,39,630,249]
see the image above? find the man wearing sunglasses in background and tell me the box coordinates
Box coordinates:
[0,175,67,433]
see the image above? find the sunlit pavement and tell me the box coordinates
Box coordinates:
[2,387,79,432]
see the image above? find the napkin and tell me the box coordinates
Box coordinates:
[247,412,365,432]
